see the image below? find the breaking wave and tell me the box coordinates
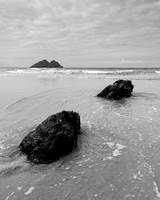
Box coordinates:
[0,67,160,80]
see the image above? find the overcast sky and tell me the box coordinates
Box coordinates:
[0,0,160,68]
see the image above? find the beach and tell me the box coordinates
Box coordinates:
[1,68,160,200]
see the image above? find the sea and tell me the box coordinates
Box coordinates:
[1,67,160,200]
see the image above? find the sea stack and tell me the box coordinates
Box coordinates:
[97,79,134,100]
[18,111,81,164]
[30,59,63,68]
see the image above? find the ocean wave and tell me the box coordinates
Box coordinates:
[0,68,160,80]
[79,69,134,75]
[0,157,28,177]
[0,165,22,177]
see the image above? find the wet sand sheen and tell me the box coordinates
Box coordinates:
[0,77,160,199]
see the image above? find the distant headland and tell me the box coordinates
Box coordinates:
[30,59,63,68]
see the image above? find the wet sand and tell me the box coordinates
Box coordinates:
[0,76,160,200]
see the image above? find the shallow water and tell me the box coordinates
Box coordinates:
[1,71,160,199]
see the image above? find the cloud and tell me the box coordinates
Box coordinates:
[0,0,160,67]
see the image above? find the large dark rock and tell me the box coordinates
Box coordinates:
[18,111,81,164]
[30,59,63,68]
[97,80,134,100]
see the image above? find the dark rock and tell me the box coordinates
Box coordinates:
[30,59,63,68]
[30,59,49,68]
[48,60,63,68]
[97,79,134,100]
[18,111,81,164]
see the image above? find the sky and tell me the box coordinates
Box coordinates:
[0,0,160,68]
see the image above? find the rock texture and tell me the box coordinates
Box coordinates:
[97,79,134,100]
[18,111,81,164]
[30,59,63,68]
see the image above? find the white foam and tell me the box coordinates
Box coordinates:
[0,140,7,150]
[125,194,135,198]
[5,192,14,200]
[112,143,126,157]
[116,70,134,73]
[153,181,160,198]
[17,186,23,190]
[1,68,160,80]
[135,132,142,140]
[103,156,113,161]
[24,187,35,195]
[113,149,121,157]
[107,142,114,148]
[82,70,111,74]
[116,143,126,150]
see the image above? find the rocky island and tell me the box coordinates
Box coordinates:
[30,59,63,68]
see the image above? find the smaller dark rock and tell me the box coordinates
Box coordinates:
[48,60,63,68]
[18,111,81,164]
[30,59,49,68]
[97,79,134,100]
